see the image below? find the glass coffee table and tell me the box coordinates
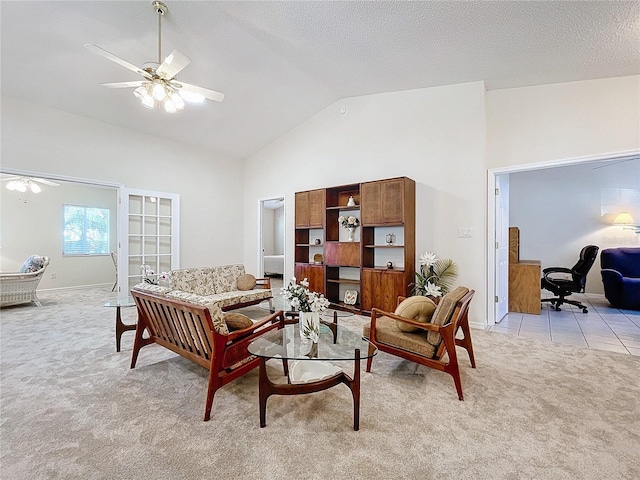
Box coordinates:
[247,323,377,431]
[259,297,354,343]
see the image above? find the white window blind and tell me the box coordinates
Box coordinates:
[63,205,110,255]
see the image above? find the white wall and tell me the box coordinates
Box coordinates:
[274,205,284,254]
[1,96,246,274]
[0,181,118,289]
[244,82,488,324]
[262,207,275,255]
[261,205,285,255]
[487,75,640,169]
[510,159,640,295]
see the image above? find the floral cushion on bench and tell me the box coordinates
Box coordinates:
[211,264,246,293]
[170,267,216,296]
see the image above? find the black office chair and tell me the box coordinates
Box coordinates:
[540,245,599,313]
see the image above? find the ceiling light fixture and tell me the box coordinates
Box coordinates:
[6,178,42,194]
[85,1,222,113]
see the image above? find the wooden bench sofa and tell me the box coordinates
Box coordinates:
[134,264,273,312]
[131,289,284,421]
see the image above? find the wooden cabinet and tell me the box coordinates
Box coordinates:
[361,178,410,225]
[294,263,324,294]
[295,189,324,228]
[361,269,405,312]
[294,177,415,313]
[509,261,541,314]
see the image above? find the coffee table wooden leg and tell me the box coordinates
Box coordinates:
[259,357,270,428]
[353,348,360,431]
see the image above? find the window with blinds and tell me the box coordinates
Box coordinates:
[63,205,110,255]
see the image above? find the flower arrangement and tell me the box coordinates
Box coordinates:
[338,215,360,229]
[141,265,169,285]
[281,277,330,313]
[411,251,458,298]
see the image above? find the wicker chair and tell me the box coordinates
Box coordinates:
[1,255,50,307]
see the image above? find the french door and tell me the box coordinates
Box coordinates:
[118,188,180,293]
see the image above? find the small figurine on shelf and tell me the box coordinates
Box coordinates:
[386,261,394,269]
[347,195,356,207]
[386,233,395,245]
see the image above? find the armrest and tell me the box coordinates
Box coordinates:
[542,267,572,276]
[226,310,284,342]
[0,271,42,280]
[254,278,271,289]
[371,308,444,334]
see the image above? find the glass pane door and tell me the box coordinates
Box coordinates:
[118,188,180,293]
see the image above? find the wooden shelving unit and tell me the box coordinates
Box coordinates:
[294,177,415,313]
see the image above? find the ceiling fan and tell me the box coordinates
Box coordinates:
[85,1,224,113]
[1,176,59,194]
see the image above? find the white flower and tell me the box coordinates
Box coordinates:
[419,251,437,267]
[338,215,346,223]
[282,277,329,312]
[424,282,442,297]
[347,215,357,224]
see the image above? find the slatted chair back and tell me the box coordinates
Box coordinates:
[132,291,215,370]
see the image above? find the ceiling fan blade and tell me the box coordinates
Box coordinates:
[84,44,152,80]
[32,178,59,187]
[174,81,225,103]
[157,50,191,80]
[101,81,146,89]
[0,175,19,182]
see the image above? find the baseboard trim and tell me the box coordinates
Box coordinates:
[39,283,112,293]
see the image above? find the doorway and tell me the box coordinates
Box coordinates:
[260,197,285,285]
[487,150,640,327]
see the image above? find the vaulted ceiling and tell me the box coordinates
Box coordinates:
[2,1,639,160]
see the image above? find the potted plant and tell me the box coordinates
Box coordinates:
[411,251,458,300]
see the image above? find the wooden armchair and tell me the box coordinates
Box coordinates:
[131,290,284,421]
[363,287,476,400]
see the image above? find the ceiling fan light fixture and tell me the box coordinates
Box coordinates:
[152,81,167,101]
[29,182,41,194]
[86,1,224,112]
[170,91,185,110]
[164,98,177,113]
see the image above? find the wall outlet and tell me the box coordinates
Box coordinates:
[458,228,473,238]
[50,273,56,279]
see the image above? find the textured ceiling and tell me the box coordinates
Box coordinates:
[2,1,639,160]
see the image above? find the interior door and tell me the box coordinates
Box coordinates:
[495,174,509,322]
[118,188,180,293]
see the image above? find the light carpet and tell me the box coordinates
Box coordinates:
[1,287,638,479]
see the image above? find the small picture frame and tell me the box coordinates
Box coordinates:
[344,290,358,305]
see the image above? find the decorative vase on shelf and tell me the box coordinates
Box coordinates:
[347,196,356,207]
[347,227,356,242]
[299,311,320,342]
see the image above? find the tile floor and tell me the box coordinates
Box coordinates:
[490,291,640,356]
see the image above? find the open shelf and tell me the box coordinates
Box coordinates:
[363,244,405,248]
[326,278,360,285]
